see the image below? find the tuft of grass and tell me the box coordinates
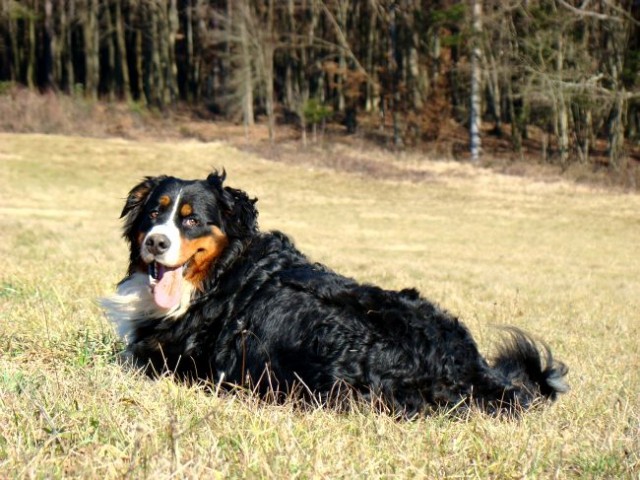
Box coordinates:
[1,132,639,478]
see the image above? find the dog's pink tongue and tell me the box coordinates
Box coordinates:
[153,267,183,309]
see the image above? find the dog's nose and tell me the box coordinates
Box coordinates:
[145,234,171,255]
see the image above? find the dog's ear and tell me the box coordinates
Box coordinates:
[207,171,258,238]
[223,185,259,238]
[206,170,229,207]
[121,175,166,219]
[120,176,167,245]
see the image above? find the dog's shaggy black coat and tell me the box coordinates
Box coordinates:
[103,172,568,416]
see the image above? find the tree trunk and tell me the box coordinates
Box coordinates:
[83,0,99,100]
[43,0,56,90]
[264,0,276,144]
[469,0,482,162]
[167,0,179,104]
[105,2,116,101]
[221,0,233,100]
[483,48,502,136]
[246,0,277,144]
[555,33,569,166]
[150,3,162,106]
[27,5,36,89]
[584,108,592,164]
[606,9,630,171]
[142,2,155,105]
[60,0,74,92]
[283,0,297,112]
[185,0,194,102]
[389,5,402,148]
[409,31,423,110]
[196,0,207,101]
[115,0,131,102]
[7,8,20,82]
[135,5,145,101]
[156,3,170,106]
[507,79,521,153]
[608,91,625,170]
[557,95,569,166]
[297,0,311,146]
[365,4,376,112]
[239,4,254,131]
[336,0,348,113]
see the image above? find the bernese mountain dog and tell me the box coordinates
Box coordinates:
[102,171,568,416]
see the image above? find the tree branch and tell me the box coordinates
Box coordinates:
[556,0,622,22]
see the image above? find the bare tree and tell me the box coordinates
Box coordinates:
[238,0,255,133]
[114,0,131,102]
[469,0,482,162]
[81,0,99,99]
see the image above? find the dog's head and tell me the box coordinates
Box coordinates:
[119,171,258,309]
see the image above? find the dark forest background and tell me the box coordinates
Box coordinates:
[1,0,639,175]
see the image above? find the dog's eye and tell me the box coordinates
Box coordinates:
[149,211,159,220]
[183,217,200,228]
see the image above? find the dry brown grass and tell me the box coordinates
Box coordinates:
[1,132,639,478]
[2,85,639,191]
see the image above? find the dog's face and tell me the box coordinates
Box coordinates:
[119,172,257,310]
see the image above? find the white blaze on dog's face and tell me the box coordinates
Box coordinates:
[139,190,186,309]
[140,191,184,267]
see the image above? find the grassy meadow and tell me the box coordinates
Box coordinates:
[1,132,639,478]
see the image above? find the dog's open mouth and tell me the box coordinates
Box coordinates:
[148,261,185,309]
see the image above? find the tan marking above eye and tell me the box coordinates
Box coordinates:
[180,203,193,217]
[159,195,171,207]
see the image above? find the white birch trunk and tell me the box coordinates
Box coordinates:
[469,0,482,162]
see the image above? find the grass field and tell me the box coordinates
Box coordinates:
[1,132,639,478]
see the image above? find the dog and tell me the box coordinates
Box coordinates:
[102,171,568,416]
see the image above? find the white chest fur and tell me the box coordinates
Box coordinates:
[101,272,193,342]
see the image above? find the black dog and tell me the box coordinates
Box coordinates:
[102,172,568,416]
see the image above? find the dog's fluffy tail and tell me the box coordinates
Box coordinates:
[487,327,569,412]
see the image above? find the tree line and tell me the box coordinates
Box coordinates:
[0,0,639,167]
